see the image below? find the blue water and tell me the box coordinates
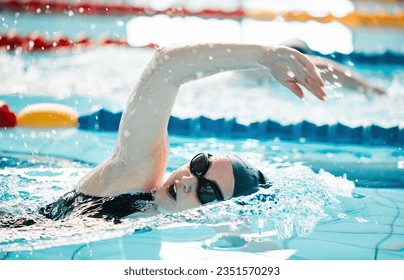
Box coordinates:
[0,128,402,259]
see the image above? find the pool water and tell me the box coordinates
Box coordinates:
[0,4,403,260]
[0,129,402,259]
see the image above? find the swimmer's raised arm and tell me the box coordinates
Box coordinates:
[157,43,326,99]
[77,43,326,197]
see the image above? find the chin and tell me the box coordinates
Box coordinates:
[154,185,175,211]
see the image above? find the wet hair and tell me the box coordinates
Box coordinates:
[226,155,268,197]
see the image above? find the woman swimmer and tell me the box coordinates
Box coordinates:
[5,43,329,226]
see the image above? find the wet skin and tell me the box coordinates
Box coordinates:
[155,155,235,212]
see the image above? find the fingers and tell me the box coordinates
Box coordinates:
[308,69,325,88]
[307,85,327,101]
[296,52,325,81]
[296,56,327,100]
[270,47,327,100]
[282,80,304,99]
[302,76,327,100]
[276,70,326,100]
[371,86,387,96]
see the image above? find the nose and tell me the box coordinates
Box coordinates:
[179,175,198,193]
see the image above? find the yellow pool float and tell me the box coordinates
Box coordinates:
[17,103,78,128]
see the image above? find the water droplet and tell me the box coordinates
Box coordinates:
[287,70,295,79]
[196,71,204,79]
[355,217,368,223]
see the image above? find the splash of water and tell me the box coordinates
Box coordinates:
[0,153,354,252]
[159,164,354,239]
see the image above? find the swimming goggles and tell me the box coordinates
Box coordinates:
[190,153,224,205]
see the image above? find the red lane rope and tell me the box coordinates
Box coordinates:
[0,32,160,52]
[0,0,245,18]
[2,1,403,29]
[0,33,91,51]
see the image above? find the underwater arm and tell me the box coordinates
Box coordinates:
[77,43,326,196]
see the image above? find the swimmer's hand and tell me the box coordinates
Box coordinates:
[264,46,327,100]
[364,85,387,96]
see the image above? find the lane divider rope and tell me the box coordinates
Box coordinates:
[1,103,402,146]
[1,32,403,65]
[78,109,404,146]
[1,0,403,28]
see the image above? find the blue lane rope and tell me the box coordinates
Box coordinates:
[311,50,404,66]
[78,109,403,146]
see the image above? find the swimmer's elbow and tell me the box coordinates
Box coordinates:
[147,46,174,73]
[155,45,170,55]
[153,45,179,67]
[155,44,182,56]
[148,45,186,85]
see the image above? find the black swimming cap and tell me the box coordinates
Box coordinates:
[227,155,267,197]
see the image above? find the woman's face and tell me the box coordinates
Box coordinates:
[155,155,235,212]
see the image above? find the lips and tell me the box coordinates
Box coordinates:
[167,183,177,201]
